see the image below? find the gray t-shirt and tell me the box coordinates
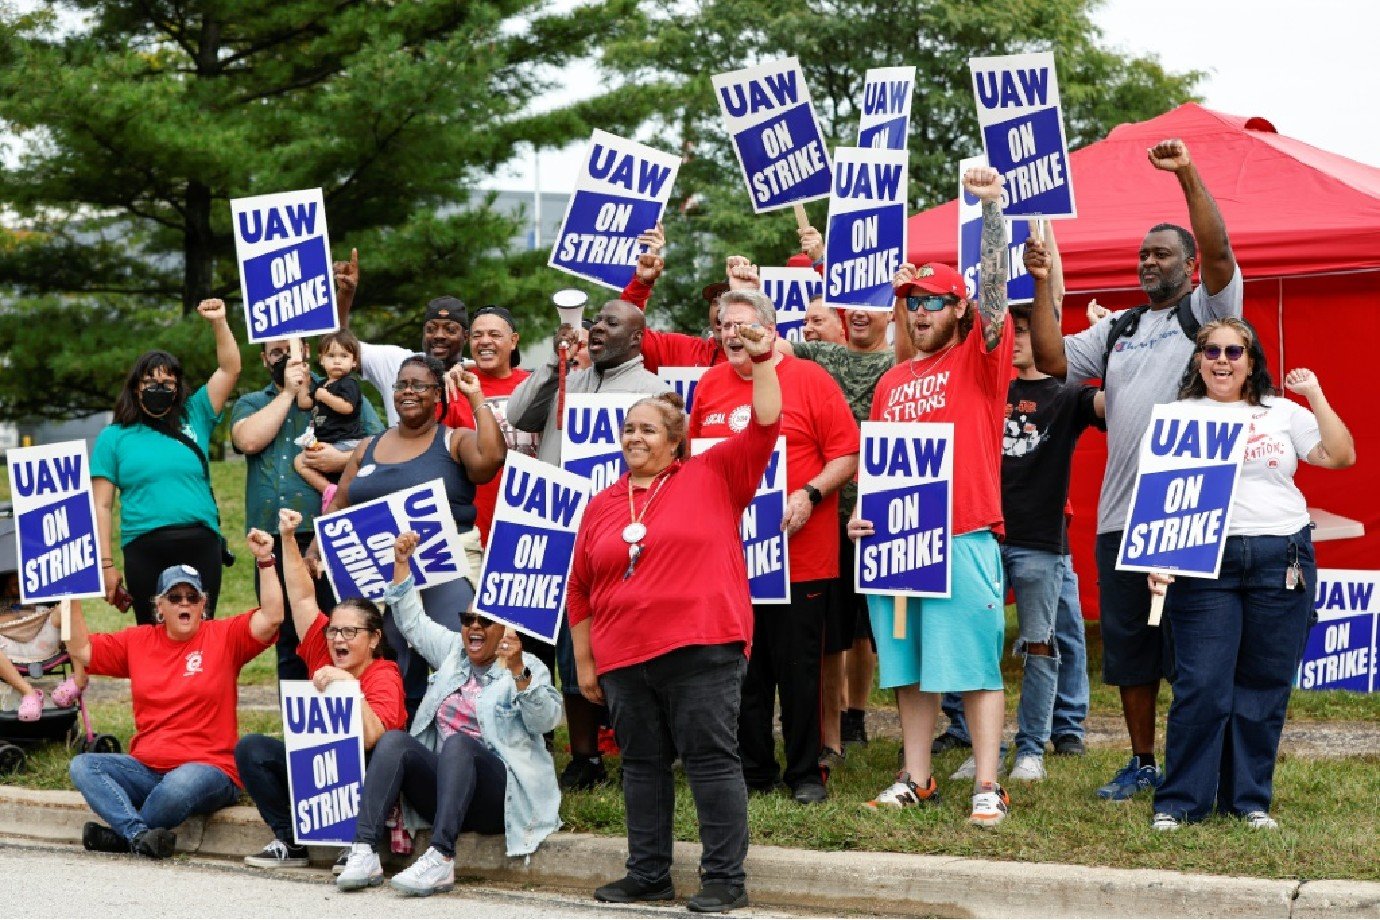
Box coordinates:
[1063,266,1244,533]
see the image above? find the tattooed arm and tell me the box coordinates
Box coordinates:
[964,166,1009,352]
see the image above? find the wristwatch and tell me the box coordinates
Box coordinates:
[801,483,823,505]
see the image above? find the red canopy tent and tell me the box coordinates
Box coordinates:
[905,102,1380,617]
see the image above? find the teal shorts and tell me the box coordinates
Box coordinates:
[866,530,1005,692]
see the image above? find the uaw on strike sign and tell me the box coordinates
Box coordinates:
[693,437,791,604]
[231,188,339,343]
[281,681,365,846]
[1299,570,1379,693]
[6,442,103,604]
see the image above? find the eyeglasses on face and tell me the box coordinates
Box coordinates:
[163,590,202,605]
[460,613,495,628]
[393,380,440,393]
[1202,344,1246,362]
[906,294,958,313]
[325,625,371,641]
[141,381,177,393]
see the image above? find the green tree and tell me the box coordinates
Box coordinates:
[598,0,1202,331]
[0,0,644,418]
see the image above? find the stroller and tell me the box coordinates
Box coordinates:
[0,507,120,774]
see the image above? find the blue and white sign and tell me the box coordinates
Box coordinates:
[693,437,791,604]
[713,57,832,213]
[824,147,907,312]
[1298,569,1378,693]
[855,422,953,597]
[969,52,1076,219]
[548,130,680,291]
[760,267,821,343]
[659,366,709,417]
[562,392,644,494]
[281,680,365,846]
[857,66,915,150]
[6,441,103,604]
[231,188,339,344]
[315,478,465,602]
[958,154,1034,305]
[476,454,590,643]
[1117,404,1250,577]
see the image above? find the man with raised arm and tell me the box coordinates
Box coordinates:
[1026,138,1243,801]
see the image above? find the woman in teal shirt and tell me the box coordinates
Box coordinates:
[92,299,241,624]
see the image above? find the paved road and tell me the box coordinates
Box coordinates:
[1,841,813,919]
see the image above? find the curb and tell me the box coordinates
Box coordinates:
[2,786,1376,917]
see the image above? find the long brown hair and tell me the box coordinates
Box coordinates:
[1176,317,1276,406]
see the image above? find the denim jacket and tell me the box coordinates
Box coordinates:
[382,576,563,857]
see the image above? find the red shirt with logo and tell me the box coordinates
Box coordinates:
[870,322,1014,537]
[620,276,724,372]
[440,367,538,541]
[690,355,859,582]
[296,613,408,733]
[86,613,273,786]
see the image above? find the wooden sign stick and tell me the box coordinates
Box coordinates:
[893,595,907,640]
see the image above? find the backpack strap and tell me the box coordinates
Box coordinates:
[1097,292,1198,380]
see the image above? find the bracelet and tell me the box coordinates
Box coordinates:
[255,555,277,570]
[801,483,823,505]
[750,350,773,364]
[474,402,494,413]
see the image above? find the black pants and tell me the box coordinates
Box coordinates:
[601,643,748,887]
[254,533,339,682]
[739,580,827,791]
[123,524,223,625]
[234,734,296,843]
[354,729,505,857]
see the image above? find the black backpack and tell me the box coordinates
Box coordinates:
[1098,292,1199,381]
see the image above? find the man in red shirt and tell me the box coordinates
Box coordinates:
[853,166,1014,827]
[689,290,859,805]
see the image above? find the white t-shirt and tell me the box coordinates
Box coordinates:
[359,342,418,427]
[1182,396,1321,536]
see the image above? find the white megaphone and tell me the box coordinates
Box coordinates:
[553,289,588,329]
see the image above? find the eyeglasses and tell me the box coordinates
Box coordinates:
[460,613,494,628]
[393,381,440,393]
[264,347,290,360]
[325,626,370,641]
[906,294,958,313]
[163,590,202,605]
[141,381,177,393]
[1202,344,1246,362]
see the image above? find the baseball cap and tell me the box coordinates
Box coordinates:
[903,263,966,298]
[470,305,521,368]
[701,281,729,305]
[786,253,815,268]
[424,296,468,327]
[155,564,204,597]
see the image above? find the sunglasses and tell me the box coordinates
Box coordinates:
[325,625,371,641]
[141,381,177,393]
[460,613,495,628]
[1202,344,1246,362]
[906,294,958,313]
[163,590,203,605]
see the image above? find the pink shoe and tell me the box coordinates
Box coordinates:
[321,484,338,514]
[51,678,82,708]
[17,690,43,722]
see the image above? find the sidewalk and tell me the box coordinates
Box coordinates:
[2,786,1376,918]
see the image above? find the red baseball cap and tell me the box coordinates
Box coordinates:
[786,253,814,268]
[900,262,965,298]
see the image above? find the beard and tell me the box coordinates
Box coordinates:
[1140,265,1188,303]
[910,310,961,354]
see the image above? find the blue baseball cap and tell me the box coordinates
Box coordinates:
[155,564,204,597]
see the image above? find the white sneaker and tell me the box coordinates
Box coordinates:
[950,755,976,780]
[389,846,455,897]
[336,843,383,890]
[1244,810,1279,830]
[1151,812,1181,831]
[968,784,1010,828]
[1008,754,1047,781]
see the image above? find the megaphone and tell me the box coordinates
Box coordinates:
[553,289,588,329]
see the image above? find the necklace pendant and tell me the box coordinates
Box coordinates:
[623,543,643,580]
[622,522,647,544]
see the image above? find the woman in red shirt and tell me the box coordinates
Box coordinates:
[569,323,781,914]
[65,541,281,860]
[235,509,408,869]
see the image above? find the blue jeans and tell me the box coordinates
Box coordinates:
[1154,529,1315,821]
[1051,556,1090,740]
[1002,546,1062,758]
[69,753,240,842]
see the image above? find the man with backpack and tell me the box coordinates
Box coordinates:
[1027,138,1242,801]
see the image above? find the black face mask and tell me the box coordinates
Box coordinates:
[269,354,289,388]
[139,387,177,418]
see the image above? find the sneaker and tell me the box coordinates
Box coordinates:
[131,827,177,860]
[864,771,940,809]
[593,875,676,903]
[1151,812,1181,831]
[817,746,845,780]
[969,784,1010,828]
[1096,756,1162,801]
[51,677,83,708]
[931,730,972,754]
[16,690,43,722]
[1008,754,1047,782]
[841,710,869,749]
[687,882,749,913]
[244,839,310,869]
[389,846,455,897]
[82,821,129,854]
[320,484,337,515]
[791,781,828,805]
[336,843,383,890]
[331,847,350,875]
[1051,734,1086,756]
[559,755,608,791]
[1243,810,1279,830]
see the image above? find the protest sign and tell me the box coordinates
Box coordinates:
[713,57,832,213]
[692,437,791,604]
[230,188,339,343]
[855,422,953,597]
[1116,404,1250,577]
[957,154,1034,305]
[759,267,821,343]
[1298,569,1378,693]
[281,681,365,846]
[562,392,644,493]
[659,366,709,416]
[475,454,589,643]
[6,441,103,604]
[824,147,907,311]
[968,52,1076,219]
[548,130,680,291]
[857,66,915,150]
[315,478,464,602]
